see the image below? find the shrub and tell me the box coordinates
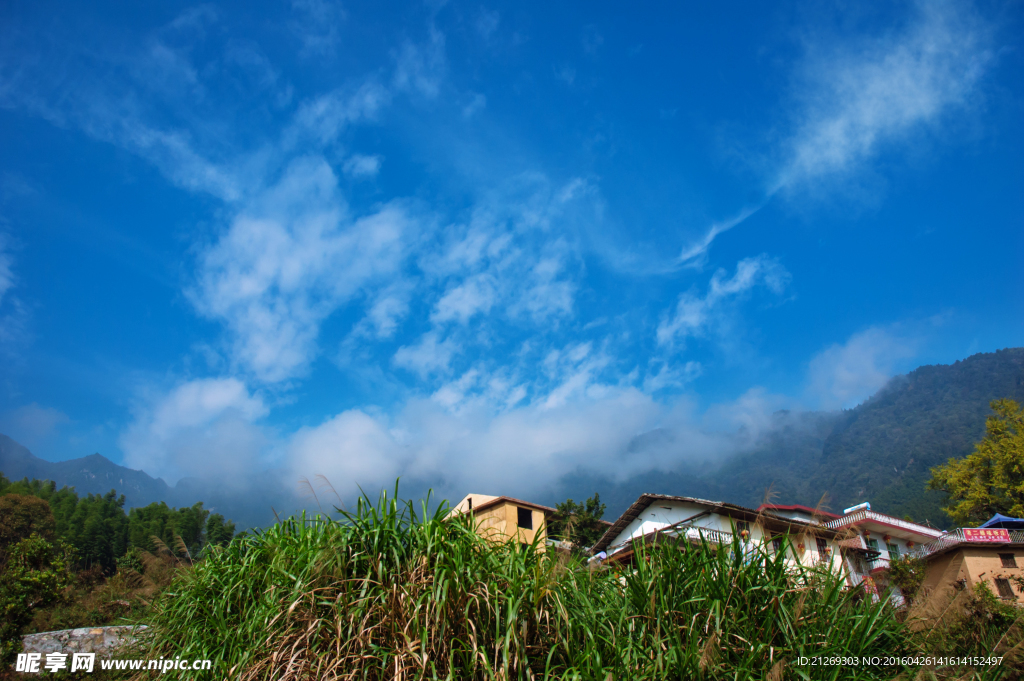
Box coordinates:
[0,534,74,665]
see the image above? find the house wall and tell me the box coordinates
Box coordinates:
[922,550,967,601]
[960,548,1024,603]
[923,548,1024,604]
[606,501,843,574]
[466,502,547,547]
[861,535,920,567]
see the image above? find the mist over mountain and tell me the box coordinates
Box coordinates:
[550,347,1024,528]
[2,347,1022,530]
[0,434,292,529]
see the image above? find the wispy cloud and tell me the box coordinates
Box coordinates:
[290,0,346,57]
[191,157,412,383]
[393,332,459,378]
[675,1,992,265]
[775,1,991,192]
[119,377,269,483]
[658,255,790,348]
[0,234,13,305]
[393,27,446,98]
[0,403,70,452]
[806,325,919,409]
[0,234,28,356]
[676,203,767,268]
[342,153,383,178]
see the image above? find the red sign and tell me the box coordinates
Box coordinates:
[963,528,1011,542]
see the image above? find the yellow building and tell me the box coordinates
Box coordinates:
[921,530,1024,603]
[449,494,555,548]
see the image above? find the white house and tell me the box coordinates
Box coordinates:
[824,504,942,598]
[591,494,845,573]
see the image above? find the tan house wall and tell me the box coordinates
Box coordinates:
[451,497,548,547]
[924,547,1024,604]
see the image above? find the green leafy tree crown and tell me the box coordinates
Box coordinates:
[928,399,1024,526]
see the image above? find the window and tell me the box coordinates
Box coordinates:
[1000,553,1018,568]
[517,507,533,530]
[816,538,828,554]
[736,521,749,533]
[866,539,879,551]
[772,535,783,553]
[886,543,900,559]
[995,578,1015,600]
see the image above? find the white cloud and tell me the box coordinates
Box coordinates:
[119,377,269,483]
[292,82,391,146]
[191,156,412,383]
[393,332,459,378]
[643,360,702,393]
[0,235,12,305]
[462,93,487,118]
[658,255,790,347]
[475,10,500,40]
[290,0,345,57]
[343,153,383,178]
[431,274,497,324]
[288,410,406,491]
[285,382,789,501]
[393,28,446,98]
[776,1,990,191]
[421,176,584,329]
[806,326,918,409]
[677,204,766,268]
[0,235,28,355]
[675,2,992,265]
[0,403,70,450]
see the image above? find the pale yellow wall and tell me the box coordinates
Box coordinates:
[962,548,1024,603]
[449,496,548,548]
[924,548,1024,603]
[922,551,966,600]
[450,493,499,515]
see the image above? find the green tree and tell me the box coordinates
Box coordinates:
[547,493,607,553]
[0,534,75,664]
[0,494,56,549]
[205,513,236,548]
[928,399,1024,526]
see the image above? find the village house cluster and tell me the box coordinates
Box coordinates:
[449,492,1024,605]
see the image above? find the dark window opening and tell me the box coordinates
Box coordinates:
[1000,553,1017,568]
[772,535,783,553]
[816,538,828,554]
[468,497,472,510]
[517,507,533,530]
[995,578,1015,600]
[736,521,749,533]
[886,543,900,558]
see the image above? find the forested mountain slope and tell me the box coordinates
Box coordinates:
[703,348,1024,526]
[553,348,1024,528]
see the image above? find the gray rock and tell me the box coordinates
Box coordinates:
[21,626,148,655]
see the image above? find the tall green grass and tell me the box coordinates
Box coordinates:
[143,487,910,680]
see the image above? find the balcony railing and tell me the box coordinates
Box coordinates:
[918,528,1024,557]
[825,510,943,538]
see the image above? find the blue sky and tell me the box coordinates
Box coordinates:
[0,0,1021,501]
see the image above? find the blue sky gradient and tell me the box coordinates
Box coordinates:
[0,0,1021,501]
